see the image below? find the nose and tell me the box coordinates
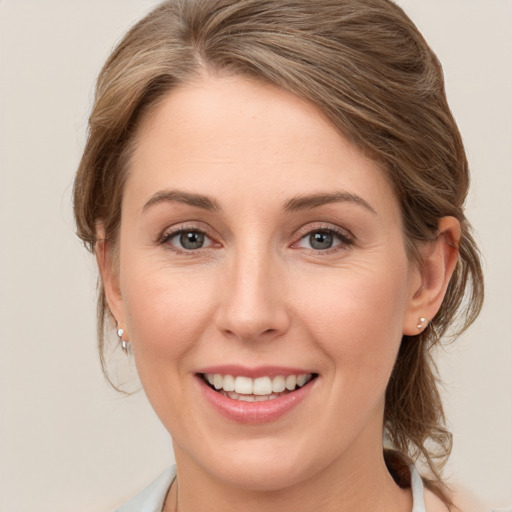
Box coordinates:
[215,248,291,343]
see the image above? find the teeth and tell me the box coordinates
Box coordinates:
[223,374,235,392]
[253,376,272,395]
[204,372,313,398]
[213,374,223,390]
[224,391,276,401]
[285,375,297,391]
[297,374,309,387]
[234,376,253,394]
[272,375,286,393]
[238,394,256,402]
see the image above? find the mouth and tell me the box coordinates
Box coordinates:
[200,372,318,402]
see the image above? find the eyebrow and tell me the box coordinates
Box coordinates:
[143,189,222,212]
[142,189,376,215]
[283,192,377,214]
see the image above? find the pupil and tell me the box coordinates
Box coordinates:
[180,231,204,250]
[310,231,333,250]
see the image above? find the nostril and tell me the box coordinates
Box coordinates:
[218,320,288,343]
[214,271,291,341]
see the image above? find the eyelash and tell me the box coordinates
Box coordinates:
[291,225,354,254]
[158,224,354,255]
[158,224,217,254]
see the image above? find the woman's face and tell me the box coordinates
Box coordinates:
[106,75,424,490]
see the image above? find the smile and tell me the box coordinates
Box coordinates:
[202,373,314,402]
[197,367,318,424]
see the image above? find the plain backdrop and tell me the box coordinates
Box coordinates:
[0,1,511,511]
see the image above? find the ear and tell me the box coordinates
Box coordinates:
[96,225,126,332]
[403,217,461,335]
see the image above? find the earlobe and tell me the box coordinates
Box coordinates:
[95,228,126,331]
[403,217,461,335]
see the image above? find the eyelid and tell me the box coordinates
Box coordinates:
[291,223,355,251]
[156,221,354,254]
[293,222,354,241]
[157,222,220,252]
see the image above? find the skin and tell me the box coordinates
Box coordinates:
[99,75,459,512]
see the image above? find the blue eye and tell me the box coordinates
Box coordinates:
[295,228,352,251]
[165,230,212,251]
[309,231,335,250]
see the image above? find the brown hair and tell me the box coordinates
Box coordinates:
[73,0,484,505]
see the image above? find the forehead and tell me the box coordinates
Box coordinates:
[126,74,399,221]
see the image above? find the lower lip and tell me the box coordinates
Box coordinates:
[197,376,315,424]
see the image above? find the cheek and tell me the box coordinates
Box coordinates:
[118,263,219,430]
[295,257,410,377]
[120,260,215,365]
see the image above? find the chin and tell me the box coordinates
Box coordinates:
[188,435,334,492]
[208,457,313,492]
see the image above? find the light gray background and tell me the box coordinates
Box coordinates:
[0,1,510,510]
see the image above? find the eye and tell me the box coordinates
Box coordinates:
[307,231,336,250]
[163,229,214,251]
[294,227,353,252]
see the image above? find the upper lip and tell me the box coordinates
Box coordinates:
[196,365,316,379]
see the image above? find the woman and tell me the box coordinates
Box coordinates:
[73,0,483,510]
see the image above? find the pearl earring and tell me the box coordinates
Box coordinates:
[117,327,130,354]
[417,317,427,330]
